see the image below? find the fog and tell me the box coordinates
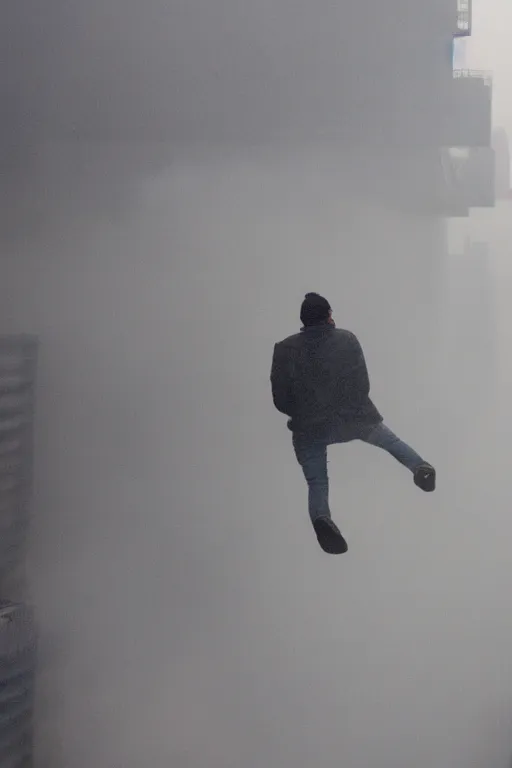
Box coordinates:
[470,0,512,134]
[1,2,512,767]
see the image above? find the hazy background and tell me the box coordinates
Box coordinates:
[470,0,512,135]
[1,1,512,767]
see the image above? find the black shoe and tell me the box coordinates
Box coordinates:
[414,463,436,492]
[313,516,348,555]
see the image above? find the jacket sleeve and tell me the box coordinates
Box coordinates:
[270,343,294,416]
[348,333,370,396]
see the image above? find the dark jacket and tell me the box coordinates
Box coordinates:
[270,324,382,434]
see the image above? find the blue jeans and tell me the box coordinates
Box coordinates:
[292,422,425,524]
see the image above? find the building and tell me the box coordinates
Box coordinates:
[436,0,496,217]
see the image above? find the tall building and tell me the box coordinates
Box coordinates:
[435,0,496,218]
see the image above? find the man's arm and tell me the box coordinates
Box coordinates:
[270,343,294,416]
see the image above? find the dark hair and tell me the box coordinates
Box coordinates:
[300,292,332,326]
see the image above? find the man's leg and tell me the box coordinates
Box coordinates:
[359,422,436,491]
[292,434,348,553]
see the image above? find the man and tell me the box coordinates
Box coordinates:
[270,292,436,555]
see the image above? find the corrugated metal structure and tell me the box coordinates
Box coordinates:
[0,336,37,595]
[0,601,37,768]
[0,338,38,767]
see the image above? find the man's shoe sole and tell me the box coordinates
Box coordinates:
[313,517,348,555]
[414,464,436,492]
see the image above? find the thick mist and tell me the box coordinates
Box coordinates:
[2,2,512,768]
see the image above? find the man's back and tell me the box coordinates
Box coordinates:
[271,324,382,434]
[270,292,435,555]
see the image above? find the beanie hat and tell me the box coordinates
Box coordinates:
[300,292,332,326]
